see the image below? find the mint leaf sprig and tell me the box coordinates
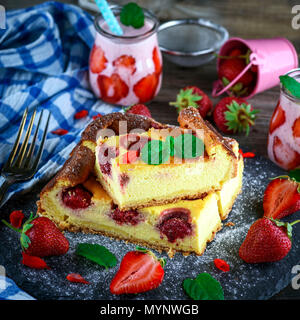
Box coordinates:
[120,2,145,29]
[280,75,300,99]
[76,243,117,269]
[183,272,224,300]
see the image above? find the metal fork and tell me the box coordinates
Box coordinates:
[0,108,51,207]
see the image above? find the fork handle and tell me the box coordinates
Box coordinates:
[0,176,15,208]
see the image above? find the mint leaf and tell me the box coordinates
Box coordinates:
[76,243,117,269]
[183,273,224,300]
[120,2,144,29]
[174,134,205,159]
[288,168,300,183]
[280,75,300,99]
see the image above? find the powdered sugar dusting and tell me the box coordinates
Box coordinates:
[0,155,299,300]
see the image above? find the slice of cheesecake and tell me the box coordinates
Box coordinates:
[94,108,238,210]
[37,110,242,256]
[38,155,242,256]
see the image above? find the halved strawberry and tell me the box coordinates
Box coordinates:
[263,177,300,220]
[110,248,165,295]
[273,136,300,170]
[152,47,162,74]
[113,55,136,75]
[97,73,129,104]
[89,45,108,74]
[133,73,159,103]
[269,102,286,134]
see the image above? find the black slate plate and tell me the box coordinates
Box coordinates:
[0,154,300,300]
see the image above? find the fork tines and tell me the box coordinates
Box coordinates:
[3,108,51,173]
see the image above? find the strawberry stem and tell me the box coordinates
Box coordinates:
[290,219,300,226]
[1,219,22,233]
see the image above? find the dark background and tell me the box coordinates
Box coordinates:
[1,0,300,300]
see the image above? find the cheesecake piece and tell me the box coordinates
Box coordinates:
[37,110,243,256]
[38,153,242,256]
[94,108,238,210]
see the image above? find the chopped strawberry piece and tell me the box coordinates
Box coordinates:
[269,103,286,134]
[133,73,159,103]
[263,178,300,220]
[92,113,102,120]
[113,55,136,75]
[214,259,230,272]
[293,117,300,138]
[97,73,129,104]
[239,149,255,158]
[152,47,162,74]
[66,273,90,284]
[9,210,24,229]
[273,136,300,170]
[74,110,88,120]
[89,45,108,74]
[22,252,51,269]
[52,129,68,136]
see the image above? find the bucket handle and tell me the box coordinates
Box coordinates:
[212,52,260,97]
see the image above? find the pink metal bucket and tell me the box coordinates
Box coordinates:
[212,37,299,99]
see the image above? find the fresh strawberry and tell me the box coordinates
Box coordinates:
[169,86,213,118]
[2,213,69,257]
[98,73,129,104]
[152,47,162,75]
[51,129,68,136]
[213,97,259,136]
[272,136,300,170]
[89,45,108,74]
[269,102,286,134]
[113,55,136,75]
[133,73,159,103]
[125,104,152,118]
[218,48,256,96]
[110,247,165,295]
[263,177,300,220]
[239,217,299,263]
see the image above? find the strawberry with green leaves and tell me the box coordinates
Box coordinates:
[239,217,299,263]
[170,86,213,118]
[110,247,165,295]
[2,213,69,257]
[213,96,259,136]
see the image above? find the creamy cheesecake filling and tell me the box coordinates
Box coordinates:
[95,130,236,210]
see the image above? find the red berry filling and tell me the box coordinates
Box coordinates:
[110,208,143,226]
[98,145,119,176]
[157,208,192,243]
[62,185,92,209]
[119,173,130,188]
[119,134,150,154]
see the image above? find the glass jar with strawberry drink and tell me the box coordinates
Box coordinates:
[267,69,300,170]
[89,5,162,106]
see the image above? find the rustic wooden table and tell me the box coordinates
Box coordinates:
[2,0,300,300]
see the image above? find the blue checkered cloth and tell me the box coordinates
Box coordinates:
[0,1,121,300]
